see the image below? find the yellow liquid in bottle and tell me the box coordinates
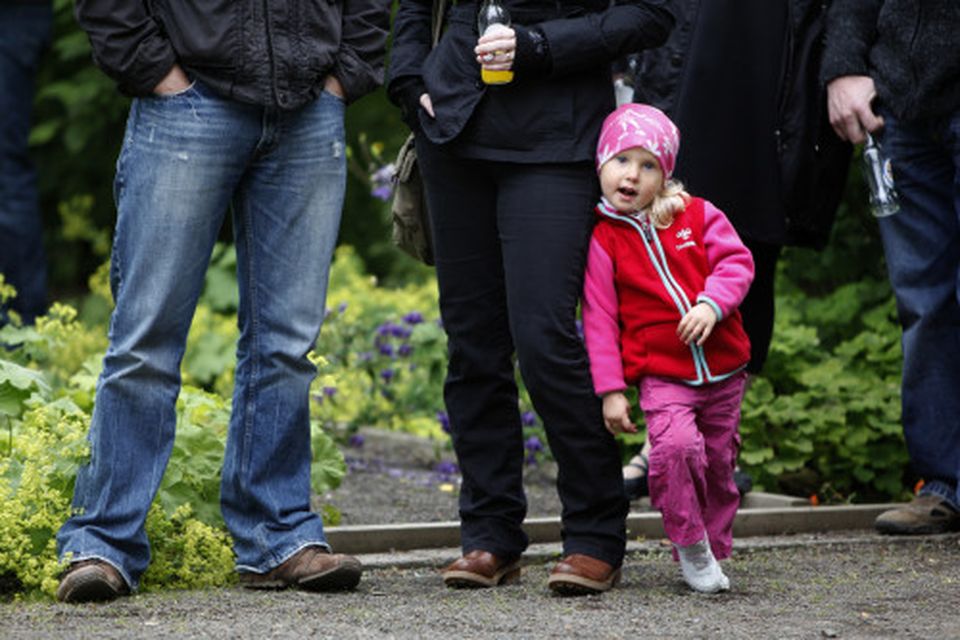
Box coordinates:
[481,68,514,85]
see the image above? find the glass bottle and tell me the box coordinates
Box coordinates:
[862,133,899,218]
[477,0,514,85]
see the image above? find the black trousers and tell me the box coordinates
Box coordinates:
[416,136,628,566]
[739,239,782,374]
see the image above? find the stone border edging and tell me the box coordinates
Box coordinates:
[351,530,960,572]
[326,498,901,556]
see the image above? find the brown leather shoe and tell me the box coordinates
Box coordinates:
[441,550,522,588]
[547,554,621,596]
[56,559,130,604]
[240,546,362,591]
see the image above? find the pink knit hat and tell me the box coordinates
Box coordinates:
[596,103,680,178]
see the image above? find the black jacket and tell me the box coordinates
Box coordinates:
[821,0,960,121]
[74,0,390,108]
[388,0,673,163]
[632,0,850,248]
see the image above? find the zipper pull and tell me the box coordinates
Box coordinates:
[639,218,654,242]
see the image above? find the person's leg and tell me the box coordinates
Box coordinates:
[872,110,960,534]
[496,161,628,569]
[642,378,708,547]
[622,440,651,499]
[739,239,781,375]
[642,377,729,593]
[414,138,528,561]
[696,371,748,560]
[0,4,52,324]
[56,83,256,590]
[220,90,349,574]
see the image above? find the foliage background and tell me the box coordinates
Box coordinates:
[1,1,910,600]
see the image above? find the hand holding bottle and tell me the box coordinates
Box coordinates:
[476,0,514,84]
[475,25,516,71]
[862,133,899,218]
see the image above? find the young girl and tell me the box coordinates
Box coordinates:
[582,103,754,593]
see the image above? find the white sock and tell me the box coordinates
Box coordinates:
[675,535,730,593]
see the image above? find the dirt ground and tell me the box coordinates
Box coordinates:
[5,429,959,638]
[3,534,959,639]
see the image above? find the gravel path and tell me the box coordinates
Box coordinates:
[6,429,959,638]
[4,534,959,638]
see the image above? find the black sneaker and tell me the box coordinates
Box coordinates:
[623,454,649,500]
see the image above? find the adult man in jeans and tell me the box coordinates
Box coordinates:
[0,0,52,325]
[822,1,960,534]
[55,0,390,602]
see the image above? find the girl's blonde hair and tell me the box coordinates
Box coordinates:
[646,178,689,229]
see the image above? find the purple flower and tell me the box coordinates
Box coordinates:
[391,324,412,339]
[370,163,396,201]
[398,343,413,357]
[575,319,585,341]
[403,311,424,325]
[436,410,451,434]
[371,184,393,201]
[376,322,397,337]
[348,434,365,448]
[521,411,538,427]
[322,386,337,399]
[372,163,396,183]
[380,368,395,383]
[358,351,373,363]
[378,343,395,357]
[434,460,459,479]
[337,302,348,314]
[524,435,544,453]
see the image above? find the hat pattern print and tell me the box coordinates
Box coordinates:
[596,103,680,179]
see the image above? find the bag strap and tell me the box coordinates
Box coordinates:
[431,0,448,48]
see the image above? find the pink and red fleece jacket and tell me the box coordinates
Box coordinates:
[582,196,754,393]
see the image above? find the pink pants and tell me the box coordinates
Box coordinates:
[641,371,747,560]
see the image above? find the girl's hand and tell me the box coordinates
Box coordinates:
[678,302,718,346]
[419,93,435,118]
[474,24,516,71]
[602,392,637,436]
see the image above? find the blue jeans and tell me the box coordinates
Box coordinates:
[56,80,347,589]
[877,109,960,511]
[0,3,52,324]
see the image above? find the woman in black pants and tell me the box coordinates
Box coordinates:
[388,0,672,595]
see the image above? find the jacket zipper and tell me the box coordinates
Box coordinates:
[262,0,280,104]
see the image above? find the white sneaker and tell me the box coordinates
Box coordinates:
[675,535,730,593]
